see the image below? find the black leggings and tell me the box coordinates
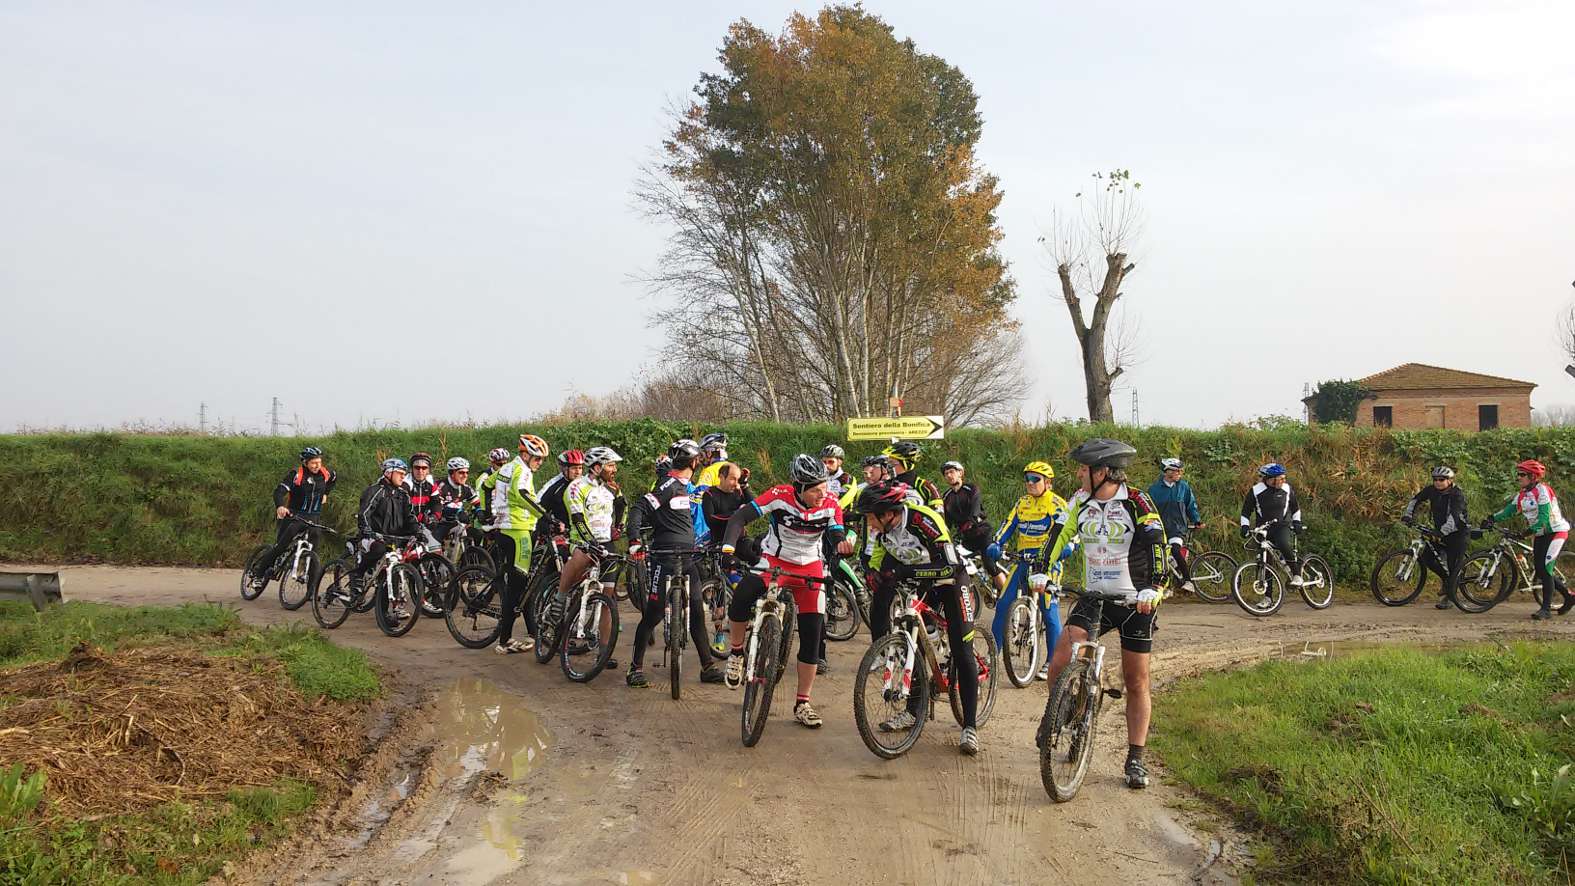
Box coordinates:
[727,572,826,666]
[632,556,715,670]
[1267,524,1300,572]
[1532,532,1570,610]
[259,518,313,572]
[490,532,528,644]
[1419,531,1468,600]
[1168,541,1192,583]
[868,578,979,729]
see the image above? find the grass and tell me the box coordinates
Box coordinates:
[1152,641,1575,884]
[0,601,380,883]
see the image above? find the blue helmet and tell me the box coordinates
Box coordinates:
[381,457,409,475]
[1259,463,1287,479]
[300,446,323,461]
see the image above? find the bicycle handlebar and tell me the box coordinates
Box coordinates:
[744,565,830,586]
[285,515,335,533]
[1058,585,1140,604]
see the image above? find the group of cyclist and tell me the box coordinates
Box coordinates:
[257,433,1570,787]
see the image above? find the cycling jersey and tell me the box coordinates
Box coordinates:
[867,503,958,579]
[630,475,704,549]
[1493,483,1569,535]
[942,483,988,537]
[356,479,419,539]
[1049,486,1166,596]
[1405,484,1468,536]
[1241,482,1302,527]
[566,475,619,544]
[994,488,1071,566]
[702,486,751,545]
[895,469,942,509]
[272,466,337,516]
[694,461,724,490]
[536,472,574,532]
[481,457,543,533]
[435,478,480,523]
[1146,478,1201,539]
[403,475,443,525]
[825,470,853,500]
[749,484,845,566]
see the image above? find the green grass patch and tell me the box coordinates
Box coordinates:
[0,600,238,667]
[1153,642,1575,884]
[217,622,380,702]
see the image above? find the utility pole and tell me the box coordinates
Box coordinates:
[199,402,207,435]
[270,397,282,436]
[1130,389,1140,427]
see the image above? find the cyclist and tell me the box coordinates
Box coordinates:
[702,463,753,653]
[479,434,551,654]
[404,452,444,528]
[862,480,983,753]
[1147,457,1203,594]
[1402,466,1470,610]
[693,432,731,489]
[537,449,586,538]
[434,457,482,545]
[1240,463,1305,586]
[884,441,942,508]
[822,445,853,499]
[253,446,338,591]
[941,460,993,566]
[1482,459,1573,619]
[476,447,511,515]
[352,458,423,616]
[625,440,726,687]
[1038,438,1166,790]
[718,454,852,728]
[984,461,1071,673]
[547,446,625,669]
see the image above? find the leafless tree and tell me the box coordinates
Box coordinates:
[1558,301,1575,365]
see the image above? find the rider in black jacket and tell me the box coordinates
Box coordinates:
[354,458,421,585]
[252,446,336,590]
[1240,463,1304,583]
[1403,466,1470,609]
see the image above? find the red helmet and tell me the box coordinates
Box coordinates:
[1517,459,1547,480]
[858,481,912,515]
[558,449,586,467]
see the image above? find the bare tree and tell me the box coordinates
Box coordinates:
[1558,301,1575,365]
[1041,170,1143,423]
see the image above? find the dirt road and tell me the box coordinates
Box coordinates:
[34,565,1575,885]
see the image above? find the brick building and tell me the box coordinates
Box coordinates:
[1304,363,1535,431]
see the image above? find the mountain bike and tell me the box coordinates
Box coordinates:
[440,518,495,574]
[824,556,867,642]
[1164,536,1236,604]
[649,548,709,700]
[998,551,1048,688]
[240,517,330,609]
[1370,523,1450,606]
[1035,586,1129,802]
[526,547,622,683]
[738,566,821,747]
[1232,523,1333,616]
[445,533,563,650]
[1456,526,1575,613]
[312,541,377,629]
[852,581,999,760]
[955,543,999,610]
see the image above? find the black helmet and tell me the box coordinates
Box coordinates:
[820,444,846,460]
[409,451,433,468]
[668,439,702,469]
[788,453,830,486]
[883,441,922,466]
[300,446,323,461]
[1068,438,1137,469]
[858,482,911,515]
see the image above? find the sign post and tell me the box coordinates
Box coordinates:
[847,415,945,441]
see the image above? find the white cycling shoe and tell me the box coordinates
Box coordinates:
[724,654,745,689]
[879,711,916,733]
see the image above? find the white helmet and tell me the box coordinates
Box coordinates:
[447,457,470,472]
[585,446,623,466]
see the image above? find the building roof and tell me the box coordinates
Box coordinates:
[1302,363,1536,402]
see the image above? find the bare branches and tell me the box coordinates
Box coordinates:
[1558,301,1575,364]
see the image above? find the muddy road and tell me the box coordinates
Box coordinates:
[33,565,1575,885]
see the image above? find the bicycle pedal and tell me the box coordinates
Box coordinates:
[1105,688,1123,700]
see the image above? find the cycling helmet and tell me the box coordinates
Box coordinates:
[669,439,702,469]
[518,434,549,459]
[1024,460,1055,480]
[1160,457,1184,471]
[860,454,886,468]
[700,432,728,453]
[883,441,922,467]
[300,446,323,461]
[447,457,471,472]
[788,453,830,487]
[381,457,409,475]
[941,460,963,472]
[487,447,511,466]
[585,446,623,466]
[820,444,846,460]
[1517,459,1546,479]
[1431,465,1455,480]
[1069,438,1138,469]
[1258,463,1287,479]
[858,482,911,515]
[558,449,586,467]
[409,451,433,468]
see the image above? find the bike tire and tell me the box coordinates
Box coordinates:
[852,631,929,760]
[416,554,456,617]
[1190,551,1237,603]
[532,584,558,664]
[1299,555,1335,609]
[240,545,270,601]
[445,565,503,648]
[561,591,620,683]
[1232,561,1285,616]
[625,557,648,613]
[774,600,796,687]
[312,557,356,630]
[741,617,781,748]
[458,545,495,575]
[1002,596,1040,689]
[278,549,318,611]
[669,580,685,701]
[824,578,862,642]
[1455,552,1512,613]
[374,564,422,638]
[1370,549,1425,606]
[1039,658,1097,802]
[950,629,998,728]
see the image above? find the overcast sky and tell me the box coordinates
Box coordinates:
[4,0,1572,433]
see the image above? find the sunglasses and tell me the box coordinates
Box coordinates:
[1024,473,1046,483]
[1515,471,1531,477]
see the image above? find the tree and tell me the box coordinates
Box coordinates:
[1558,301,1575,366]
[1308,379,1373,424]
[1041,170,1142,422]
[637,5,1021,425]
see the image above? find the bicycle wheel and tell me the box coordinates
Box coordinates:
[458,544,495,574]
[1232,561,1285,616]
[240,545,270,600]
[312,557,356,630]
[1039,658,1097,802]
[1002,596,1040,689]
[445,565,503,648]
[1455,552,1513,613]
[1298,555,1335,609]
[852,631,929,760]
[625,557,648,613]
[741,617,781,748]
[1370,549,1425,606]
[374,564,422,637]
[824,578,862,642]
[774,601,796,686]
[278,549,318,611]
[669,579,687,700]
[561,591,620,683]
[950,629,998,728]
[532,585,559,664]
[415,555,455,616]
[1190,552,1237,603]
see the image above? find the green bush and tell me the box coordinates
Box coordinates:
[3,421,1573,582]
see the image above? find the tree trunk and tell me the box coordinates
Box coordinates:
[1057,253,1131,423]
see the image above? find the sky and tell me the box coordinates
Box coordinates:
[3,0,1573,433]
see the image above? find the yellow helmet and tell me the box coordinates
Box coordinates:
[1023,460,1055,480]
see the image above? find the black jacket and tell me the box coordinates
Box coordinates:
[273,466,337,515]
[703,486,753,546]
[357,480,418,539]
[537,473,574,531]
[629,475,697,548]
[1405,485,1468,535]
[1241,482,1302,527]
[942,483,988,536]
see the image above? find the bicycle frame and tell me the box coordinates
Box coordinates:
[878,585,954,708]
[743,580,794,688]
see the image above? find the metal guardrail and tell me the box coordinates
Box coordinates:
[0,572,64,611]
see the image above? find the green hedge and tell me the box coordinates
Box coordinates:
[2,420,1571,580]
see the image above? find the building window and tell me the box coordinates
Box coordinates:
[1479,404,1499,431]
[1373,405,1392,427]
[1425,405,1446,428]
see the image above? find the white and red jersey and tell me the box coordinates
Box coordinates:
[750,484,844,566]
[1511,483,1570,533]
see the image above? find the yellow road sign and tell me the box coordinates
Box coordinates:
[846,415,945,441]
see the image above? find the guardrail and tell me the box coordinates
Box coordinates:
[0,572,64,611]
